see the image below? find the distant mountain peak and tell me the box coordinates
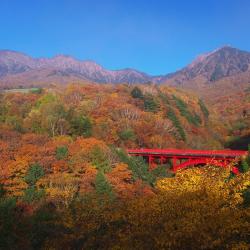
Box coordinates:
[161,46,250,86]
[0,50,151,84]
[188,46,239,68]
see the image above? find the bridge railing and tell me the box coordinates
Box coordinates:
[127,149,248,158]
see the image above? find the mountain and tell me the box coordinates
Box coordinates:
[0,50,152,88]
[0,50,35,77]
[1,46,250,88]
[161,46,250,86]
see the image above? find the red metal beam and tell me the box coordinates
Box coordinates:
[127,148,247,159]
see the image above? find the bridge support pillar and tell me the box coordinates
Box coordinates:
[149,155,153,167]
[172,157,177,172]
[160,156,165,165]
[149,155,158,170]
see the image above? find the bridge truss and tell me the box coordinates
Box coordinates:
[127,149,248,174]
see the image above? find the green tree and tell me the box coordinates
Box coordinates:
[143,95,159,113]
[193,113,202,126]
[240,160,249,173]
[91,146,111,173]
[158,92,170,105]
[131,86,143,99]
[23,163,45,203]
[118,128,136,141]
[198,99,209,118]
[167,108,186,141]
[151,166,167,178]
[23,186,45,203]
[24,163,45,186]
[70,115,92,137]
[116,149,155,186]
[173,95,200,126]
[116,150,173,186]
[94,171,114,200]
[240,145,250,172]
[56,146,68,160]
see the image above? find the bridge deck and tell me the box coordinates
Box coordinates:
[127,149,248,159]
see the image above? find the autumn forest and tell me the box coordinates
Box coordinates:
[0,82,249,249]
[1,0,250,247]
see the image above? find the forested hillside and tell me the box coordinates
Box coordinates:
[0,83,249,249]
[206,85,250,149]
[0,83,221,198]
[0,83,224,149]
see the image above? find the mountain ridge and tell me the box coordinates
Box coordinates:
[1,46,250,88]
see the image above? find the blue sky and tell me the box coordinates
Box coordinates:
[1,0,250,75]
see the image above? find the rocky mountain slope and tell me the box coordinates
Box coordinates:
[161,46,250,86]
[0,50,151,87]
[1,46,250,88]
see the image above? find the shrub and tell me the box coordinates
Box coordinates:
[56,146,68,160]
[131,86,143,99]
[118,129,136,141]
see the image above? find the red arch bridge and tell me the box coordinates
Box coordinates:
[127,149,248,175]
